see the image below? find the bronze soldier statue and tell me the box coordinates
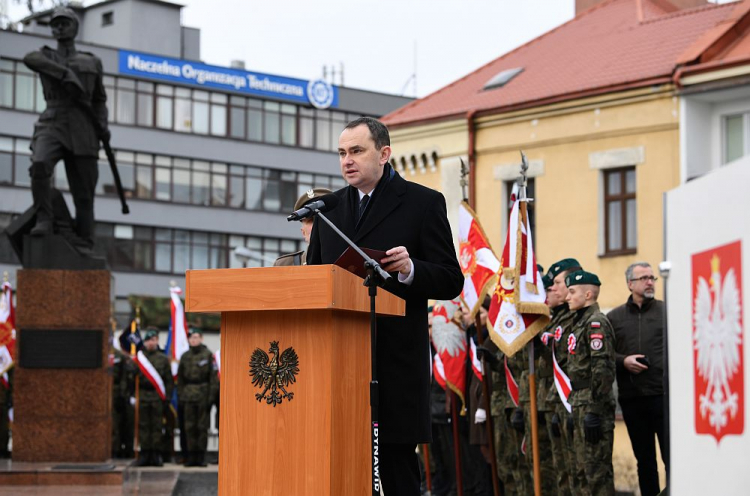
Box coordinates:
[23,7,109,248]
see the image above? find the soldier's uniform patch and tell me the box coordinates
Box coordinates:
[591,322,601,328]
[590,338,603,351]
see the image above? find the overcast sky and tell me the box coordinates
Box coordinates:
[8,0,575,98]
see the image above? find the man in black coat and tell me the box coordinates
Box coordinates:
[307,117,463,495]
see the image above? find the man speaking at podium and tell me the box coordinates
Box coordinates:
[307,117,463,495]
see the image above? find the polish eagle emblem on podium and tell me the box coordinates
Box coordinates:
[249,340,299,407]
[692,241,744,443]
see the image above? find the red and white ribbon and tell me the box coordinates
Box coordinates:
[136,350,167,401]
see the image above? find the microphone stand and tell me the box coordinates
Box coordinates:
[312,209,390,496]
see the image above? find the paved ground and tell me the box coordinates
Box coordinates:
[0,463,218,496]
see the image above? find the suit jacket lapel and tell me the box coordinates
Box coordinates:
[354,171,407,243]
[328,187,357,242]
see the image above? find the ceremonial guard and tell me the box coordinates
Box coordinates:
[177,329,218,467]
[136,329,173,467]
[565,270,616,495]
[478,340,518,494]
[112,347,135,458]
[544,258,584,495]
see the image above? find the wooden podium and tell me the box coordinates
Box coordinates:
[186,265,405,495]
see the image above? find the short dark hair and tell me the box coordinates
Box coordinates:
[345,117,390,149]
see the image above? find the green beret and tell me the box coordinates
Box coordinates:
[143,329,158,341]
[542,273,553,289]
[188,328,203,336]
[565,270,601,287]
[536,264,544,276]
[548,258,582,279]
[293,187,333,212]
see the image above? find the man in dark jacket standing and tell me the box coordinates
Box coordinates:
[307,117,463,496]
[607,262,667,496]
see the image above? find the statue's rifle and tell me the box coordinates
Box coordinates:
[76,100,130,215]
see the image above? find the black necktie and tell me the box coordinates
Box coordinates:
[358,194,370,222]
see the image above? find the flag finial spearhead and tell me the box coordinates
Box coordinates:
[459,157,469,203]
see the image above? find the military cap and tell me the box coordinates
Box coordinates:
[548,258,582,279]
[565,270,601,287]
[294,188,333,212]
[536,264,544,276]
[143,329,158,341]
[51,7,80,26]
[542,273,553,289]
[188,328,203,336]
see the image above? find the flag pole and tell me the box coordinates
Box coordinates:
[519,153,542,496]
[461,157,502,496]
[421,444,432,494]
[450,391,464,496]
[474,314,501,496]
[131,308,141,460]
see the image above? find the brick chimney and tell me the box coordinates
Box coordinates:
[575,0,709,16]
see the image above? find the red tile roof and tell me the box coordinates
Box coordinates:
[383,0,740,127]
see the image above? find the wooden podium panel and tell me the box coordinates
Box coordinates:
[186,265,404,495]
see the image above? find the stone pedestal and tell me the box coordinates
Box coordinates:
[13,269,112,462]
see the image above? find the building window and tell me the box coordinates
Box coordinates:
[0,59,15,108]
[603,167,636,255]
[0,136,337,214]
[0,212,21,264]
[102,12,114,26]
[724,114,746,164]
[0,58,374,153]
[90,221,303,273]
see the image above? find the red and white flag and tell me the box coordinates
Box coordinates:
[431,299,468,413]
[168,286,190,376]
[487,192,550,356]
[458,201,501,318]
[469,338,483,381]
[135,350,167,401]
[0,281,16,376]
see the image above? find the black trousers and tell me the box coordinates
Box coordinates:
[381,442,421,496]
[619,395,668,496]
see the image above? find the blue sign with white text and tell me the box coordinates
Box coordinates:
[118,50,338,109]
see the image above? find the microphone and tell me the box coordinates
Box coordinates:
[286,193,340,221]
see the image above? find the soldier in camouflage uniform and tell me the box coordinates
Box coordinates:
[506,342,555,493]
[543,259,584,496]
[565,270,616,496]
[178,329,218,467]
[504,350,533,494]
[136,329,173,467]
[112,347,135,458]
[478,339,516,495]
